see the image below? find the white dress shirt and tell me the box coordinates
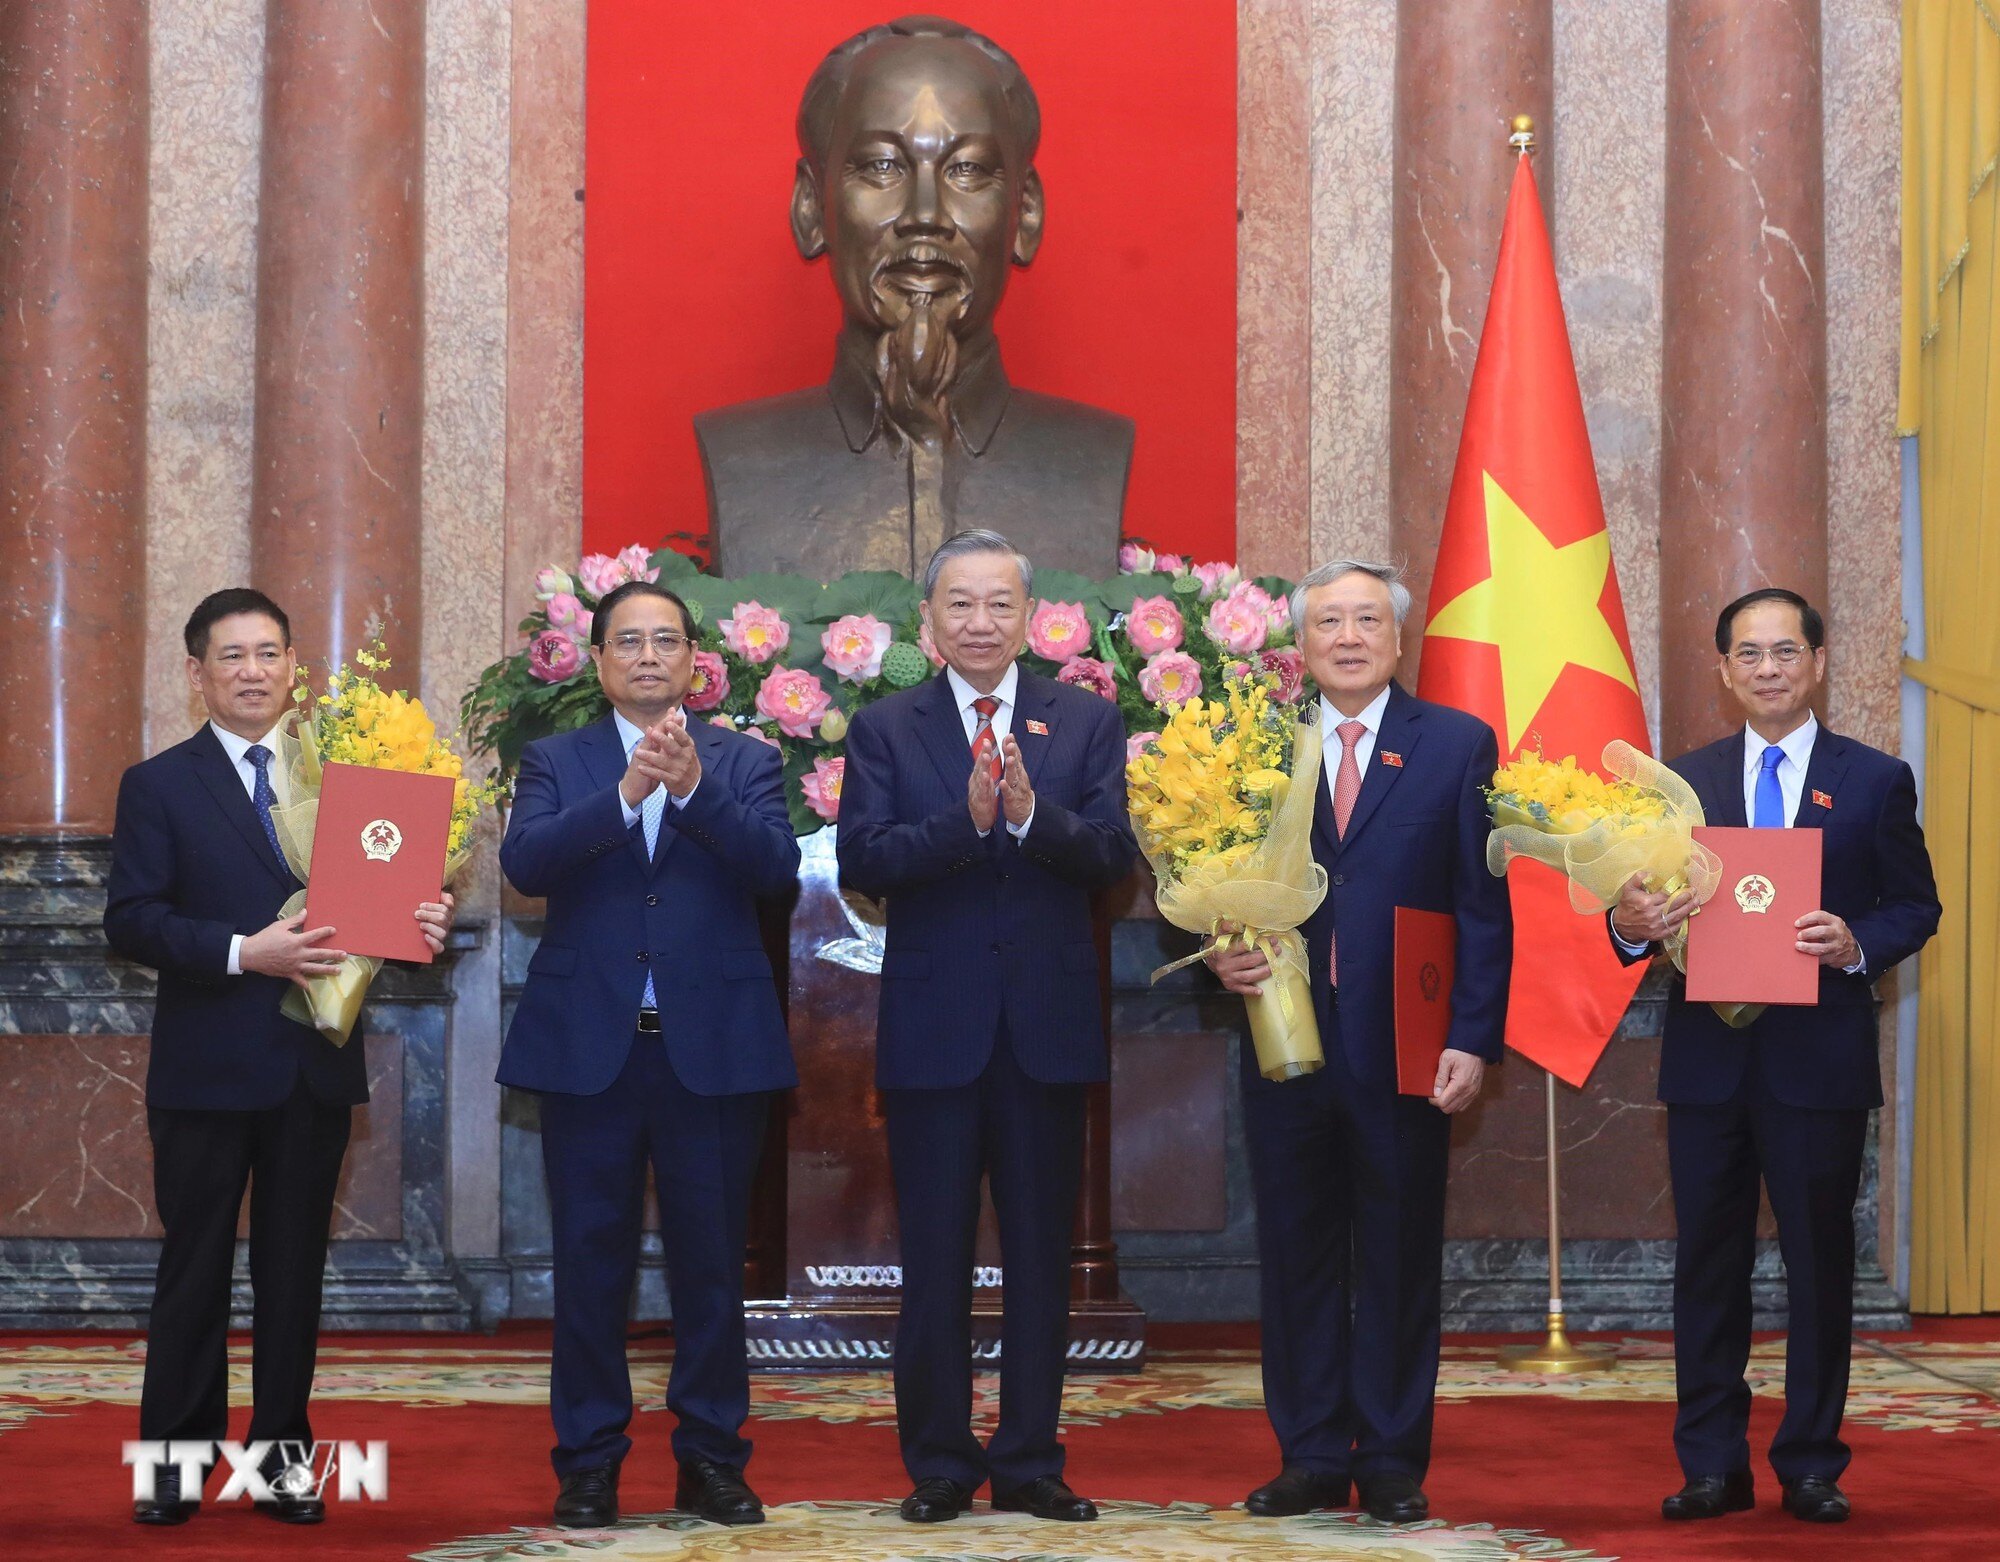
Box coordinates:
[212,720,292,977]
[945,661,1033,838]
[1318,685,1393,809]
[613,708,698,827]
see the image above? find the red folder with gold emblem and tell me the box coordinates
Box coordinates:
[1684,826,1822,1005]
[1395,907,1457,1095]
[304,762,457,963]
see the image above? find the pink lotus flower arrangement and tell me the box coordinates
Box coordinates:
[464,539,1301,836]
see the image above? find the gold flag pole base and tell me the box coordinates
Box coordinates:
[1496,1310,1618,1374]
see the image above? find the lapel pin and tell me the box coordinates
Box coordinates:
[1381,751,1404,768]
[1026,719,1049,736]
[1812,789,1833,810]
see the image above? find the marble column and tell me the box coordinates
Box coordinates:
[1658,0,1827,758]
[0,4,149,832]
[1389,0,1553,679]
[250,0,425,676]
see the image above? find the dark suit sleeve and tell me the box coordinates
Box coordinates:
[1015,699,1139,890]
[1446,721,1512,1062]
[1606,909,1656,966]
[835,704,986,897]
[103,766,234,984]
[674,739,801,897]
[498,738,629,898]
[1845,759,1942,978]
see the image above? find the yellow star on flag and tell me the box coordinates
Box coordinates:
[1424,471,1637,752]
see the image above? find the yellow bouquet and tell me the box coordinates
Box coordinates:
[267,646,501,1042]
[1127,674,1328,1080]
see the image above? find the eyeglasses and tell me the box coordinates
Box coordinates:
[1729,643,1809,669]
[606,630,692,660]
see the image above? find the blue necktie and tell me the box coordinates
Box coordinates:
[640,774,665,1009]
[1753,744,1786,828]
[244,745,289,868]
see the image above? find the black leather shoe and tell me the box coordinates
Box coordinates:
[992,1474,1098,1522]
[1246,1465,1351,1516]
[1662,1470,1754,1521]
[674,1460,764,1526]
[1782,1476,1850,1523]
[132,1466,196,1526]
[900,1476,977,1523]
[553,1465,619,1528]
[1357,1472,1429,1523]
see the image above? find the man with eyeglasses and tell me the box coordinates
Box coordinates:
[499,579,800,1530]
[1609,588,1939,1527]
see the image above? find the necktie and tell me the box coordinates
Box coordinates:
[1753,744,1786,828]
[244,745,288,869]
[970,695,1003,785]
[640,770,665,1009]
[1327,720,1366,985]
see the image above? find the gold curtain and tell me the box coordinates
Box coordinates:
[1901,0,2000,1313]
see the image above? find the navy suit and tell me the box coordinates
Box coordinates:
[1612,726,1939,1485]
[500,713,799,1478]
[105,725,366,1452]
[837,668,1136,1492]
[1244,685,1511,1484]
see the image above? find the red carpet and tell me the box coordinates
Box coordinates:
[1,1322,1995,1558]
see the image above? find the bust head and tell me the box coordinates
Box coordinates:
[791,16,1044,346]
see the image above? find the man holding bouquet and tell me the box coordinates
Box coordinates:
[1206,558,1511,1524]
[1610,588,1939,1525]
[106,589,454,1527]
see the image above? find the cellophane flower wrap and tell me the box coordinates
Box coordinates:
[268,646,501,1044]
[1485,739,1755,1024]
[1126,674,1329,1080]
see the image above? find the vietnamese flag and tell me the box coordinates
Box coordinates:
[1415,154,1649,1088]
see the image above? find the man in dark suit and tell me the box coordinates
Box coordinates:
[105,588,453,1527]
[837,529,1137,1525]
[1610,587,1939,1526]
[499,579,800,1530]
[1208,559,1512,1525]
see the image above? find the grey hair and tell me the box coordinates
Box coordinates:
[923,529,1034,599]
[1289,558,1413,633]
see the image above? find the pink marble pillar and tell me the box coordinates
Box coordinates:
[1658,0,1827,758]
[250,0,425,677]
[1389,0,1553,682]
[0,4,149,833]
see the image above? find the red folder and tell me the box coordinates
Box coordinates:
[1684,826,1822,1005]
[304,762,457,963]
[1395,907,1457,1096]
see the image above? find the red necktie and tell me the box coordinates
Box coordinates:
[1328,720,1365,985]
[970,695,1003,785]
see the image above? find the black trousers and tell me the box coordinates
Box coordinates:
[139,1076,352,1449]
[1668,1066,1868,1484]
[884,1029,1086,1492]
[1240,1005,1453,1483]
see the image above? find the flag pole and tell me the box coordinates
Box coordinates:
[1483,113,1616,1377]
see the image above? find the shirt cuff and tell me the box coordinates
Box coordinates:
[1611,925,1651,957]
[1844,942,1866,977]
[620,791,643,828]
[669,776,697,809]
[1005,800,1035,839]
[227,934,244,976]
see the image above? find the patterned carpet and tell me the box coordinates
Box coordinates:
[2,1324,1997,1559]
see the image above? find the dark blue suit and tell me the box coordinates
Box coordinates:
[837,668,1135,1492]
[500,713,799,1478]
[105,725,364,1451]
[1612,726,1938,1485]
[1244,685,1511,1484]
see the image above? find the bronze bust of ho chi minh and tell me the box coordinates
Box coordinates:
[693,15,1133,579]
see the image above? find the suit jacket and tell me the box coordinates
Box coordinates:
[1612,726,1940,1110]
[104,726,367,1110]
[836,668,1138,1089]
[1303,685,1512,1090]
[498,714,801,1098]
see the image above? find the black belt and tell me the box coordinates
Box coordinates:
[636,1009,661,1034]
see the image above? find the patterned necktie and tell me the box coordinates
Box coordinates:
[1753,744,1786,828]
[640,773,665,1009]
[244,745,288,869]
[969,695,1003,785]
[1328,720,1366,986]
